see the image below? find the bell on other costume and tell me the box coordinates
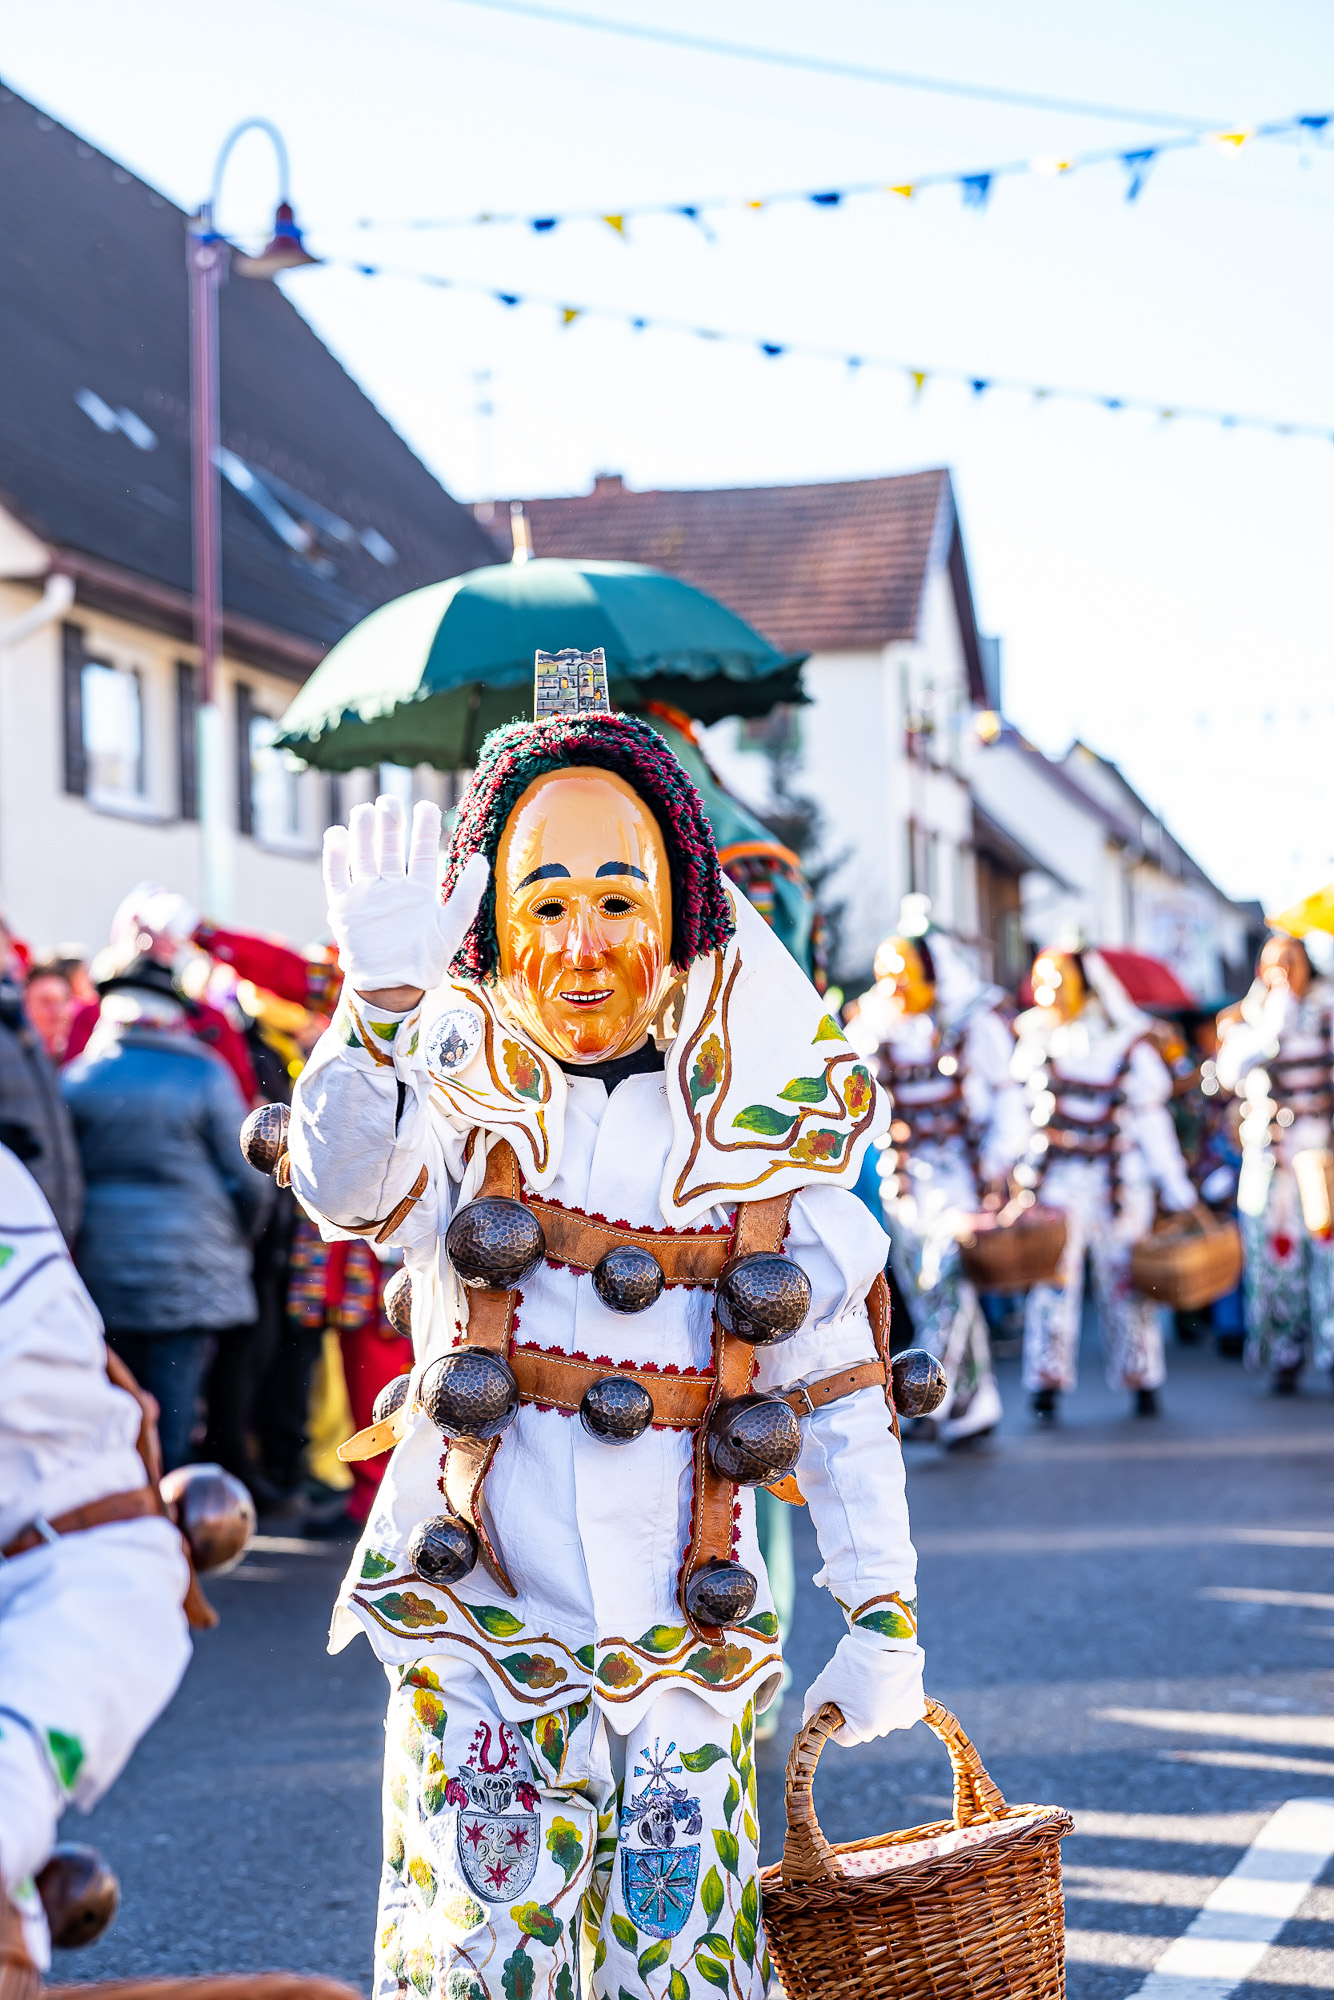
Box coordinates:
[35,1845,119,1951]
[239,1101,290,1177]
[684,1560,758,1627]
[715,1252,811,1344]
[409,1515,479,1585]
[160,1463,256,1575]
[890,1348,949,1418]
[421,1350,520,1439]
[591,1243,665,1313]
[706,1394,801,1485]
[373,1372,412,1425]
[580,1374,655,1443]
[446,1196,545,1289]
[384,1265,413,1337]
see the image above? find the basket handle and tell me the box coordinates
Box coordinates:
[778,1696,1008,1886]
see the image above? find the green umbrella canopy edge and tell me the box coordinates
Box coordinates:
[275,558,807,771]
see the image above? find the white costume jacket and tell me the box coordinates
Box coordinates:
[1216,976,1334,1208]
[290,890,919,1729]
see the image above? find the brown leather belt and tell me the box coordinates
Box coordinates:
[507,1342,887,1426]
[529,1197,734,1285]
[1,1484,160,1560]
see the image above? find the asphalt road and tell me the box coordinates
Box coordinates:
[53,1338,1334,1998]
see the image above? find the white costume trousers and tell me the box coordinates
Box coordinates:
[1022,1159,1163,1394]
[882,1144,1000,1439]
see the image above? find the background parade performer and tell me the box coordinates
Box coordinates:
[849,897,1027,1445]
[286,662,923,2000]
[1215,931,1334,1390]
[1013,943,1198,1418]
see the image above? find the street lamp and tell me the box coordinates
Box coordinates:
[187,119,319,921]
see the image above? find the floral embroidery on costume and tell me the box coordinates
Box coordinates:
[620,1739,703,1940]
[443,1722,541,1901]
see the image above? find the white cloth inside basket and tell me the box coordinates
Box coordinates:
[837,1810,1050,1878]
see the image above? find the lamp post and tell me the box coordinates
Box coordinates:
[187,119,318,920]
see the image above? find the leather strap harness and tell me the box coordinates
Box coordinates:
[342,1138,895,1639]
[1,1484,160,1561]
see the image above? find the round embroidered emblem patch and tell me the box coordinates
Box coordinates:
[427,1005,484,1077]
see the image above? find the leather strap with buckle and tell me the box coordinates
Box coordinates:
[1,1484,160,1561]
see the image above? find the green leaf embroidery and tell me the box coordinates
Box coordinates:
[45,1729,84,1791]
[689,1034,724,1108]
[743,1810,758,1843]
[511,1902,562,1946]
[730,1724,743,1768]
[761,1945,773,1984]
[463,1602,525,1638]
[778,1073,830,1103]
[407,1853,437,1906]
[532,1711,566,1778]
[739,1610,779,1639]
[695,1932,731,1958]
[407,1943,435,1996]
[499,1651,568,1690]
[546,1816,584,1887]
[555,1969,573,2000]
[387,1823,405,1875]
[377,1591,449,1630]
[610,1911,638,1952]
[722,1776,740,1827]
[361,1549,395,1579]
[734,1912,756,1968]
[680,1742,727,1773]
[413,1688,447,1738]
[422,1754,451,1816]
[389,1767,409,1812]
[593,1940,607,1973]
[741,1704,754,1746]
[813,1014,847,1043]
[575,1643,597,1670]
[0,1244,13,1269]
[369,1018,398,1042]
[695,1955,730,1991]
[635,1623,688,1655]
[713,1829,740,1876]
[855,1607,916,1640]
[731,1103,798,1137]
[501,1942,534,2000]
[668,1969,691,2000]
[741,1877,759,1928]
[700,1865,724,1924]
[638,1940,671,1977]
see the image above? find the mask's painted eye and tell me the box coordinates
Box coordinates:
[532,898,566,921]
[600,895,634,917]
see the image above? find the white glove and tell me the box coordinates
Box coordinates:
[801,1634,925,1748]
[322,795,489,995]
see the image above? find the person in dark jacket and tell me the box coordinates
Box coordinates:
[0,920,83,1243]
[61,957,271,1470]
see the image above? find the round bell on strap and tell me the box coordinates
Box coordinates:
[890,1348,949,1418]
[591,1244,665,1314]
[715,1253,811,1345]
[706,1394,802,1485]
[373,1371,412,1425]
[446,1197,545,1289]
[409,1515,479,1585]
[580,1374,655,1444]
[421,1351,520,1439]
[384,1265,413,1338]
[160,1464,256,1574]
[239,1101,290,1176]
[35,1845,119,1951]
[685,1559,758,1628]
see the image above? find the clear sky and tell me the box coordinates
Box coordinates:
[3,0,1332,911]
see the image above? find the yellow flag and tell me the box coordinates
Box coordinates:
[909,370,928,398]
[746,199,765,210]
[889,183,914,199]
[603,214,625,235]
[1269,881,1334,937]
[1214,129,1250,148]
[561,307,580,327]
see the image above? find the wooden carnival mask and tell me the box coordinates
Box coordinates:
[1032,951,1085,1023]
[495,766,674,1064]
[872,934,935,1017]
[1259,933,1312,999]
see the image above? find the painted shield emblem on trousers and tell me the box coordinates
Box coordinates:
[443,1722,541,1901]
[620,1739,702,1941]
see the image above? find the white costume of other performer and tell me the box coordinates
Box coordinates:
[1215,954,1334,1381]
[1014,951,1196,1400]
[0,1147,190,1975]
[289,830,922,2000]
[850,930,1027,1443]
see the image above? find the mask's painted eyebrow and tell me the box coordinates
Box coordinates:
[518,863,571,888]
[596,862,648,881]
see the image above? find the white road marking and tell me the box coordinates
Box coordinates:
[246,1534,332,1555]
[1098,1708,1334,1749]
[1201,1586,1334,1611]
[920,1524,1334,1555]
[1127,1797,1334,2000]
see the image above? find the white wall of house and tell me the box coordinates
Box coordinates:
[0,578,335,954]
[969,737,1118,947]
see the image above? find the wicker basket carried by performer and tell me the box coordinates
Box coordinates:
[955,1197,1067,1294]
[761,1699,1072,2000]
[1129,1204,1242,1311]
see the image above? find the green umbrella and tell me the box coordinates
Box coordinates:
[274,557,806,771]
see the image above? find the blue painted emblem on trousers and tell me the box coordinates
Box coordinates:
[621,1738,703,1939]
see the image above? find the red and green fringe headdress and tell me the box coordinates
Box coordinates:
[443,712,735,981]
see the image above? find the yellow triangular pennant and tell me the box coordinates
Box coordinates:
[889,183,914,199]
[561,307,580,327]
[602,215,625,235]
[909,370,928,398]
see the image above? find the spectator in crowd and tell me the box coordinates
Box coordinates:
[0,919,83,1243]
[24,957,77,1062]
[61,954,271,1471]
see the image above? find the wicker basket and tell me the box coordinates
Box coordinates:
[955,1205,1067,1293]
[760,1700,1072,2000]
[1293,1149,1334,1240]
[1129,1206,1242,1311]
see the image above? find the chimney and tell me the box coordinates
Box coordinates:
[592,473,624,496]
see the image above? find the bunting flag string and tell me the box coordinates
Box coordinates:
[320,109,1330,238]
[322,254,1334,446]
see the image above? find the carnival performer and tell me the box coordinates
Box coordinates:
[286,668,922,2000]
[848,900,1027,1445]
[0,1145,191,1992]
[1214,932,1334,1390]
[1014,945,1198,1418]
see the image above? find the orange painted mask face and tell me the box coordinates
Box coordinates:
[1032,952,1085,1023]
[872,935,934,1017]
[495,767,673,1064]
[1259,934,1311,999]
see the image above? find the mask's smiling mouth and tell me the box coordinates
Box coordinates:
[560,988,613,1006]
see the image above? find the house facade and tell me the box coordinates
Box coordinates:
[0,81,497,954]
